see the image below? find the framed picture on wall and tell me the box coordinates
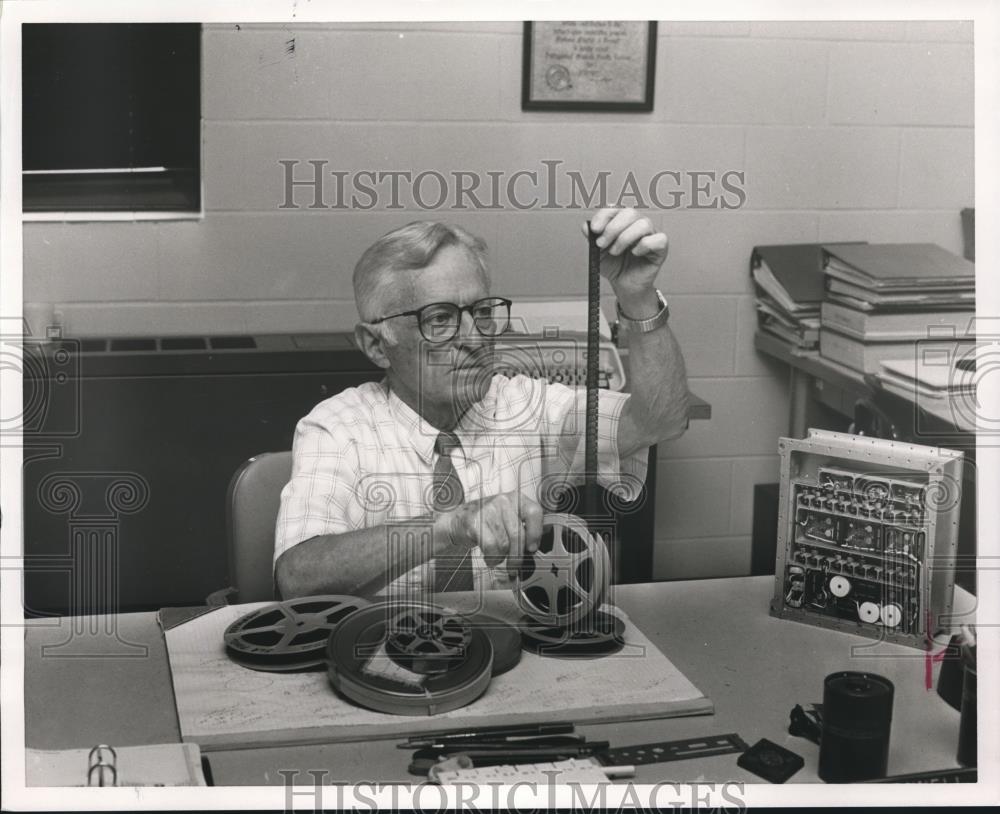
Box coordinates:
[521,21,657,112]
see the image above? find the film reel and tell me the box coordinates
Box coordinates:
[386,607,473,675]
[465,613,523,676]
[519,609,625,658]
[224,595,370,673]
[513,512,610,627]
[327,602,494,716]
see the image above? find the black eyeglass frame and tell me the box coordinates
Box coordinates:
[367,296,513,343]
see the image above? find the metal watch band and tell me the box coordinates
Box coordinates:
[616,289,670,333]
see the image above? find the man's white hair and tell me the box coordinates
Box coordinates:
[352,221,490,323]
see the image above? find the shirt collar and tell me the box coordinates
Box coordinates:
[384,381,450,465]
[383,377,501,465]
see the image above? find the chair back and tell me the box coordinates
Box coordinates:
[226,451,293,603]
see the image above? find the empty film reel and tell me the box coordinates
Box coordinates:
[513,512,610,627]
[327,602,493,716]
[224,595,369,672]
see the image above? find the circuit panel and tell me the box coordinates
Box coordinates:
[783,468,925,635]
[770,430,963,649]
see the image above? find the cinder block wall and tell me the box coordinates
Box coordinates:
[23,20,973,579]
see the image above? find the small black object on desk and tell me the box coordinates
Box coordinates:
[737,738,804,784]
[788,703,823,745]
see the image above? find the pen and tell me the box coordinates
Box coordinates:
[402,735,586,752]
[403,723,575,747]
[456,746,607,760]
[427,739,608,756]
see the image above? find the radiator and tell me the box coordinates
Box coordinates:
[22,333,381,615]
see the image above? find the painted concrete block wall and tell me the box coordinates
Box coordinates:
[22,20,973,579]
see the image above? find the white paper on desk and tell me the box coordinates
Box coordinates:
[25,743,206,787]
[163,593,712,751]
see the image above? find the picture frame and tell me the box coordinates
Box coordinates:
[521,21,657,112]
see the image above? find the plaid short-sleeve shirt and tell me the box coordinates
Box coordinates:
[274,374,648,594]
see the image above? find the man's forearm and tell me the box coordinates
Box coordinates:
[275,511,455,598]
[616,289,690,453]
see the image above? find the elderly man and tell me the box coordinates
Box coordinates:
[274,207,689,599]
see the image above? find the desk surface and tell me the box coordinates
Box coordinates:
[754,331,974,437]
[24,577,966,785]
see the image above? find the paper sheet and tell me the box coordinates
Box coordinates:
[26,743,206,787]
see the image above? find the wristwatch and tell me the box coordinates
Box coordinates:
[615,288,670,333]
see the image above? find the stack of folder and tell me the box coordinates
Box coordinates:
[819,243,976,374]
[750,243,865,350]
[878,354,977,404]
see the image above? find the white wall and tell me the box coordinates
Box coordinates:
[23,20,974,578]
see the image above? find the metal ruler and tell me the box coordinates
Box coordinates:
[594,733,749,767]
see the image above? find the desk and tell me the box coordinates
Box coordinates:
[754,331,974,441]
[24,578,967,785]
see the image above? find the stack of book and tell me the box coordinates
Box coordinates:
[751,243,864,349]
[819,243,975,374]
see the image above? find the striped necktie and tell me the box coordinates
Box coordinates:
[432,431,473,593]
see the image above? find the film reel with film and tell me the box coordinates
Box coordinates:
[326,601,495,716]
[223,595,370,673]
[384,605,474,675]
[385,607,523,677]
[465,613,523,676]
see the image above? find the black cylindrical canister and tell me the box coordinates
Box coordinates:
[936,633,965,711]
[818,671,894,783]
[957,645,977,767]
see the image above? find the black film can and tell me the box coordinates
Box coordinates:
[818,671,895,783]
[957,644,977,767]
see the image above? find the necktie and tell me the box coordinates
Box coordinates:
[432,431,474,593]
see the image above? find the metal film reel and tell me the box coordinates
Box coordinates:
[327,602,493,716]
[465,613,523,676]
[385,607,473,675]
[519,610,626,658]
[224,595,370,672]
[513,512,610,627]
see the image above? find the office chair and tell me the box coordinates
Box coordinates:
[217,451,293,605]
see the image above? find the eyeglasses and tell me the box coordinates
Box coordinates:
[369,296,512,344]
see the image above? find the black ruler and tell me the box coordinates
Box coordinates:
[595,733,749,767]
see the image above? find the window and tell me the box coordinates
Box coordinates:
[22,23,201,213]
